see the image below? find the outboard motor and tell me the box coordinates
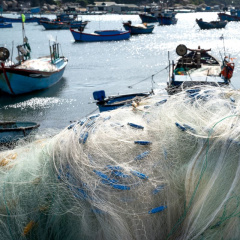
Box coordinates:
[93,90,106,102]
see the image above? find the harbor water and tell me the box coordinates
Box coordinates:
[1,12,240,132]
[1,11,240,240]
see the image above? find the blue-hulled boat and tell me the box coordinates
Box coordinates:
[123,21,154,34]
[40,20,88,30]
[93,90,153,112]
[218,9,240,21]
[0,22,12,28]
[0,121,40,144]
[70,28,130,42]
[0,14,40,23]
[157,11,177,25]
[166,44,235,94]
[139,13,158,23]
[0,42,68,95]
[196,18,228,30]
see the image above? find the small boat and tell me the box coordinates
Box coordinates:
[93,90,153,112]
[139,13,158,23]
[0,121,40,144]
[70,28,130,42]
[0,39,68,95]
[166,44,235,94]
[157,11,177,25]
[0,22,12,28]
[0,17,68,95]
[123,21,154,34]
[196,18,228,30]
[0,14,40,23]
[218,9,240,22]
[40,20,88,30]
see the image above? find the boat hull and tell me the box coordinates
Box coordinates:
[139,14,158,23]
[0,58,67,95]
[218,13,240,21]
[0,121,40,144]
[70,29,130,42]
[94,91,152,112]
[196,20,227,30]
[41,20,87,30]
[0,16,40,23]
[123,24,154,34]
[0,23,12,28]
[157,16,178,25]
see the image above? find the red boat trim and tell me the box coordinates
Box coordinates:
[0,62,15,95]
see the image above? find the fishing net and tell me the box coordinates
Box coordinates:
[0,86,240,240]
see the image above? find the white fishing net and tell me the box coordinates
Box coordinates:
[0,86,239,240]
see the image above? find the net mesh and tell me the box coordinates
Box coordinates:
[0,86,239,240]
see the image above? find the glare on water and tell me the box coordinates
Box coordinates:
[0,12,239,131]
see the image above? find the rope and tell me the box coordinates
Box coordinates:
[128,66,169,88]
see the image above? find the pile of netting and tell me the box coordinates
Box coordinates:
[0,86,240,240]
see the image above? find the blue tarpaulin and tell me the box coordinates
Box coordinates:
[31,7,40,13]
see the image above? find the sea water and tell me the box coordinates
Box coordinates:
[0,12,240,133]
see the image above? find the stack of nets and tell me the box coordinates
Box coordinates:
[0,86,239,240]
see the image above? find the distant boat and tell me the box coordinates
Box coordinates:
[93,90,153,112]
[70,29,131,42]
[157,11,177,25]
[139,13,158,23]
[0,22,12,28]
[196,18,228,30]
[218,9,240,21]
[0,14,40,23]
[166,44,235,94]
[123,21,154,34]
[40,20,88,30]
[0,121,40,144]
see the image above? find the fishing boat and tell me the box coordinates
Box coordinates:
[0,42,68,95]
[157,11,177,25]
[139,13,158,23]
[0,14,40,23]
[70,28,131,42]
[218,9,240,22]
[93,90,153,112]
[166,44,235,94]
[196,19,228,30]
[40,20,88,30]
[0,22,12,28]
[123,21,154,34]
[0,14,68,95]
[0,121,40,144]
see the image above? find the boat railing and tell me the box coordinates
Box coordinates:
[49,43,60,63]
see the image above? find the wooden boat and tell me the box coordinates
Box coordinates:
[218,9,240,22]
[40,20,88,30]
[93,90,153,112]
[0,22,12,28]
[166,44,235,95]
[157,11,177,25]
[0,14,40,23]
[0,121,40,144]
[70,28,131,42]
[123,21,154,34]
[0,41,68,95]
[196,18,228,30]
[139,13,158,23]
